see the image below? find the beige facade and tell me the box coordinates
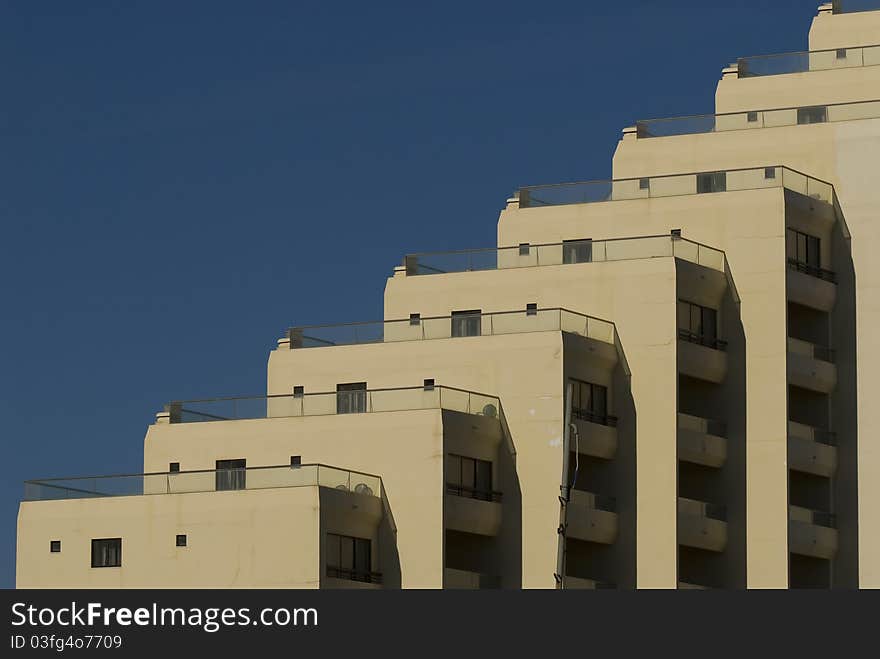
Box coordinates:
[16,2,876,589]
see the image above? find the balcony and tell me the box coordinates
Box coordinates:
[564,576,616,589]
[678,498,728,552]
[790,506,839,560]
[678,330,728,384]
[787,260,837,312]
[444,568,501,589]
[788,421,838,477]
[158,386,502,426]
[678,582,709,590]
[445,484,503,537]
[324,567,384,590]
[572,409,618,460]
[735,44,880,78]
[566,490,618,545]
[787,338,837,394]
[677,413,727,468]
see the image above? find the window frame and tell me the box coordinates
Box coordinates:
[569,379,614,426]
[326,533,376,583]
[91,538,122,568]
[336,382,367,414]
[451,310,482,338]
[215,458,247,491]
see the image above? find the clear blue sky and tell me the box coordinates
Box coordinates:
[0,0,816,587]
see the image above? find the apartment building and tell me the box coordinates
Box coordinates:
[16,1,877,589]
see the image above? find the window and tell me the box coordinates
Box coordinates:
[678,300,720,348]
[176,534,187,547]
[836,48,847,60]
[215,459,246,491]
[519,243,530,256]
[797,106,827,125]
[169,462,180,473]
[409,313,421,326]
[562,239,592,264]
[446,454,496,501]
[764,167,777,180]
[570,379,612,426]
[639,178,650,190]
[526,303,538,316]
[451,310,481,338]
[747,111,759,123]
[697,172,727,194]
[423,378,435,391]
[50,540,61,553]
[336,382,367,414]
[787,228,821,269]
[91,538,122,568]
[326,533,377,583]
[290,455,302,467]
[293,386,304,398]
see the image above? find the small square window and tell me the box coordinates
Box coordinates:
[671,228,682,239]
[290,455,302,467]
[50,540,61,553]
[836,48,847,60]
[526,303,538,316]
[765,167,777,180]
[798,106,827,125]
[747,111,759,123]
[639,178,650,190]
[169,462,180,473]
[409,313,421,326]
[176,534,187,547]
[423,378,435,391]
[293,386,304,398]
[519,243,530,256]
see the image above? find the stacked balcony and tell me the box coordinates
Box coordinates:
[678,498,728,552]
[566,490,618,545]
[677,413,728,468]
[789,506,839,560]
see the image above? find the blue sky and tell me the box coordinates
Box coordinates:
[0,0,817,587]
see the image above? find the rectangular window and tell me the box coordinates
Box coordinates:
[797,106,827,125]
[519,243,530,256]
[677,300,720,348]
[451,310,481,338]
[336,382,367,414]
[423,378,435,391]
[50,540,61,553]
[293,386,304,398]
[169,462,180,473]
[570,379,611,426]
[91,538,122,568]
[836,48,847,60]
[446,454,495,501]
[326,533,375,583]
[215,459,246,491]
[409,313,421,326]
[747,111,759,123]
[696,172,727,194]
[176,534,187,547]
[290,455,302,467]
[526,303,538,316]
[639,178,650,190]
[786,228,821,269]
[764,167,777,180]
[562,239,592,264]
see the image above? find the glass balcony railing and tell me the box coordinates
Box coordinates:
[287,308,616,350]
[736,44,880,77]
[164,386,502,424]
[833,0,880,14]
[636,99,880,138]
[23,464,383,503]
[517,166,835,209]
[404,234,727,278]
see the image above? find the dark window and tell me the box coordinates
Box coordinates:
[451,310,481,338]
[526,303,538,316]
[91,538,122,568]
[169,462,180,473]
[50,540,61,553]
[519,243,530,256]
[786,228,821,269]
[336,382,367,414]
[290,455,302,467]
[765,167,777,180]
[409,313,421,326]
[747,111,759,123]
[176,534,187,547]
[570,379,613,426]
[326,533,377,583]
[836,48,847,59]
[677,300,721,348]
[639,178,650,190]
[562,239,592,264]
[446,454,497,501]
[293,386,304,398]
[798,106,827,125]
[215,459,246,491]
[697,172,727,194]
[423,378,435,391]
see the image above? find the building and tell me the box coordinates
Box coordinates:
[16,1,879,589]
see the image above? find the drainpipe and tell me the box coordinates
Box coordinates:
[555,382,575,588]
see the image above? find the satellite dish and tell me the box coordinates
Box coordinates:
[482,404,498,418]
[354,483,374,496]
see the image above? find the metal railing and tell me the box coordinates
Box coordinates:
[404,234,727,277]
[788,337,836,363]
[635,100,880,138]
[736,44,880,77]
[445,483,503,503]
[326,567,383,584]
[517,166,835,209]
[572,408,618,428]
[287,308,616,350]
[164,386,501,424]
[787,258,838,283]
[23,464,383,502]
[678,329,728,352]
